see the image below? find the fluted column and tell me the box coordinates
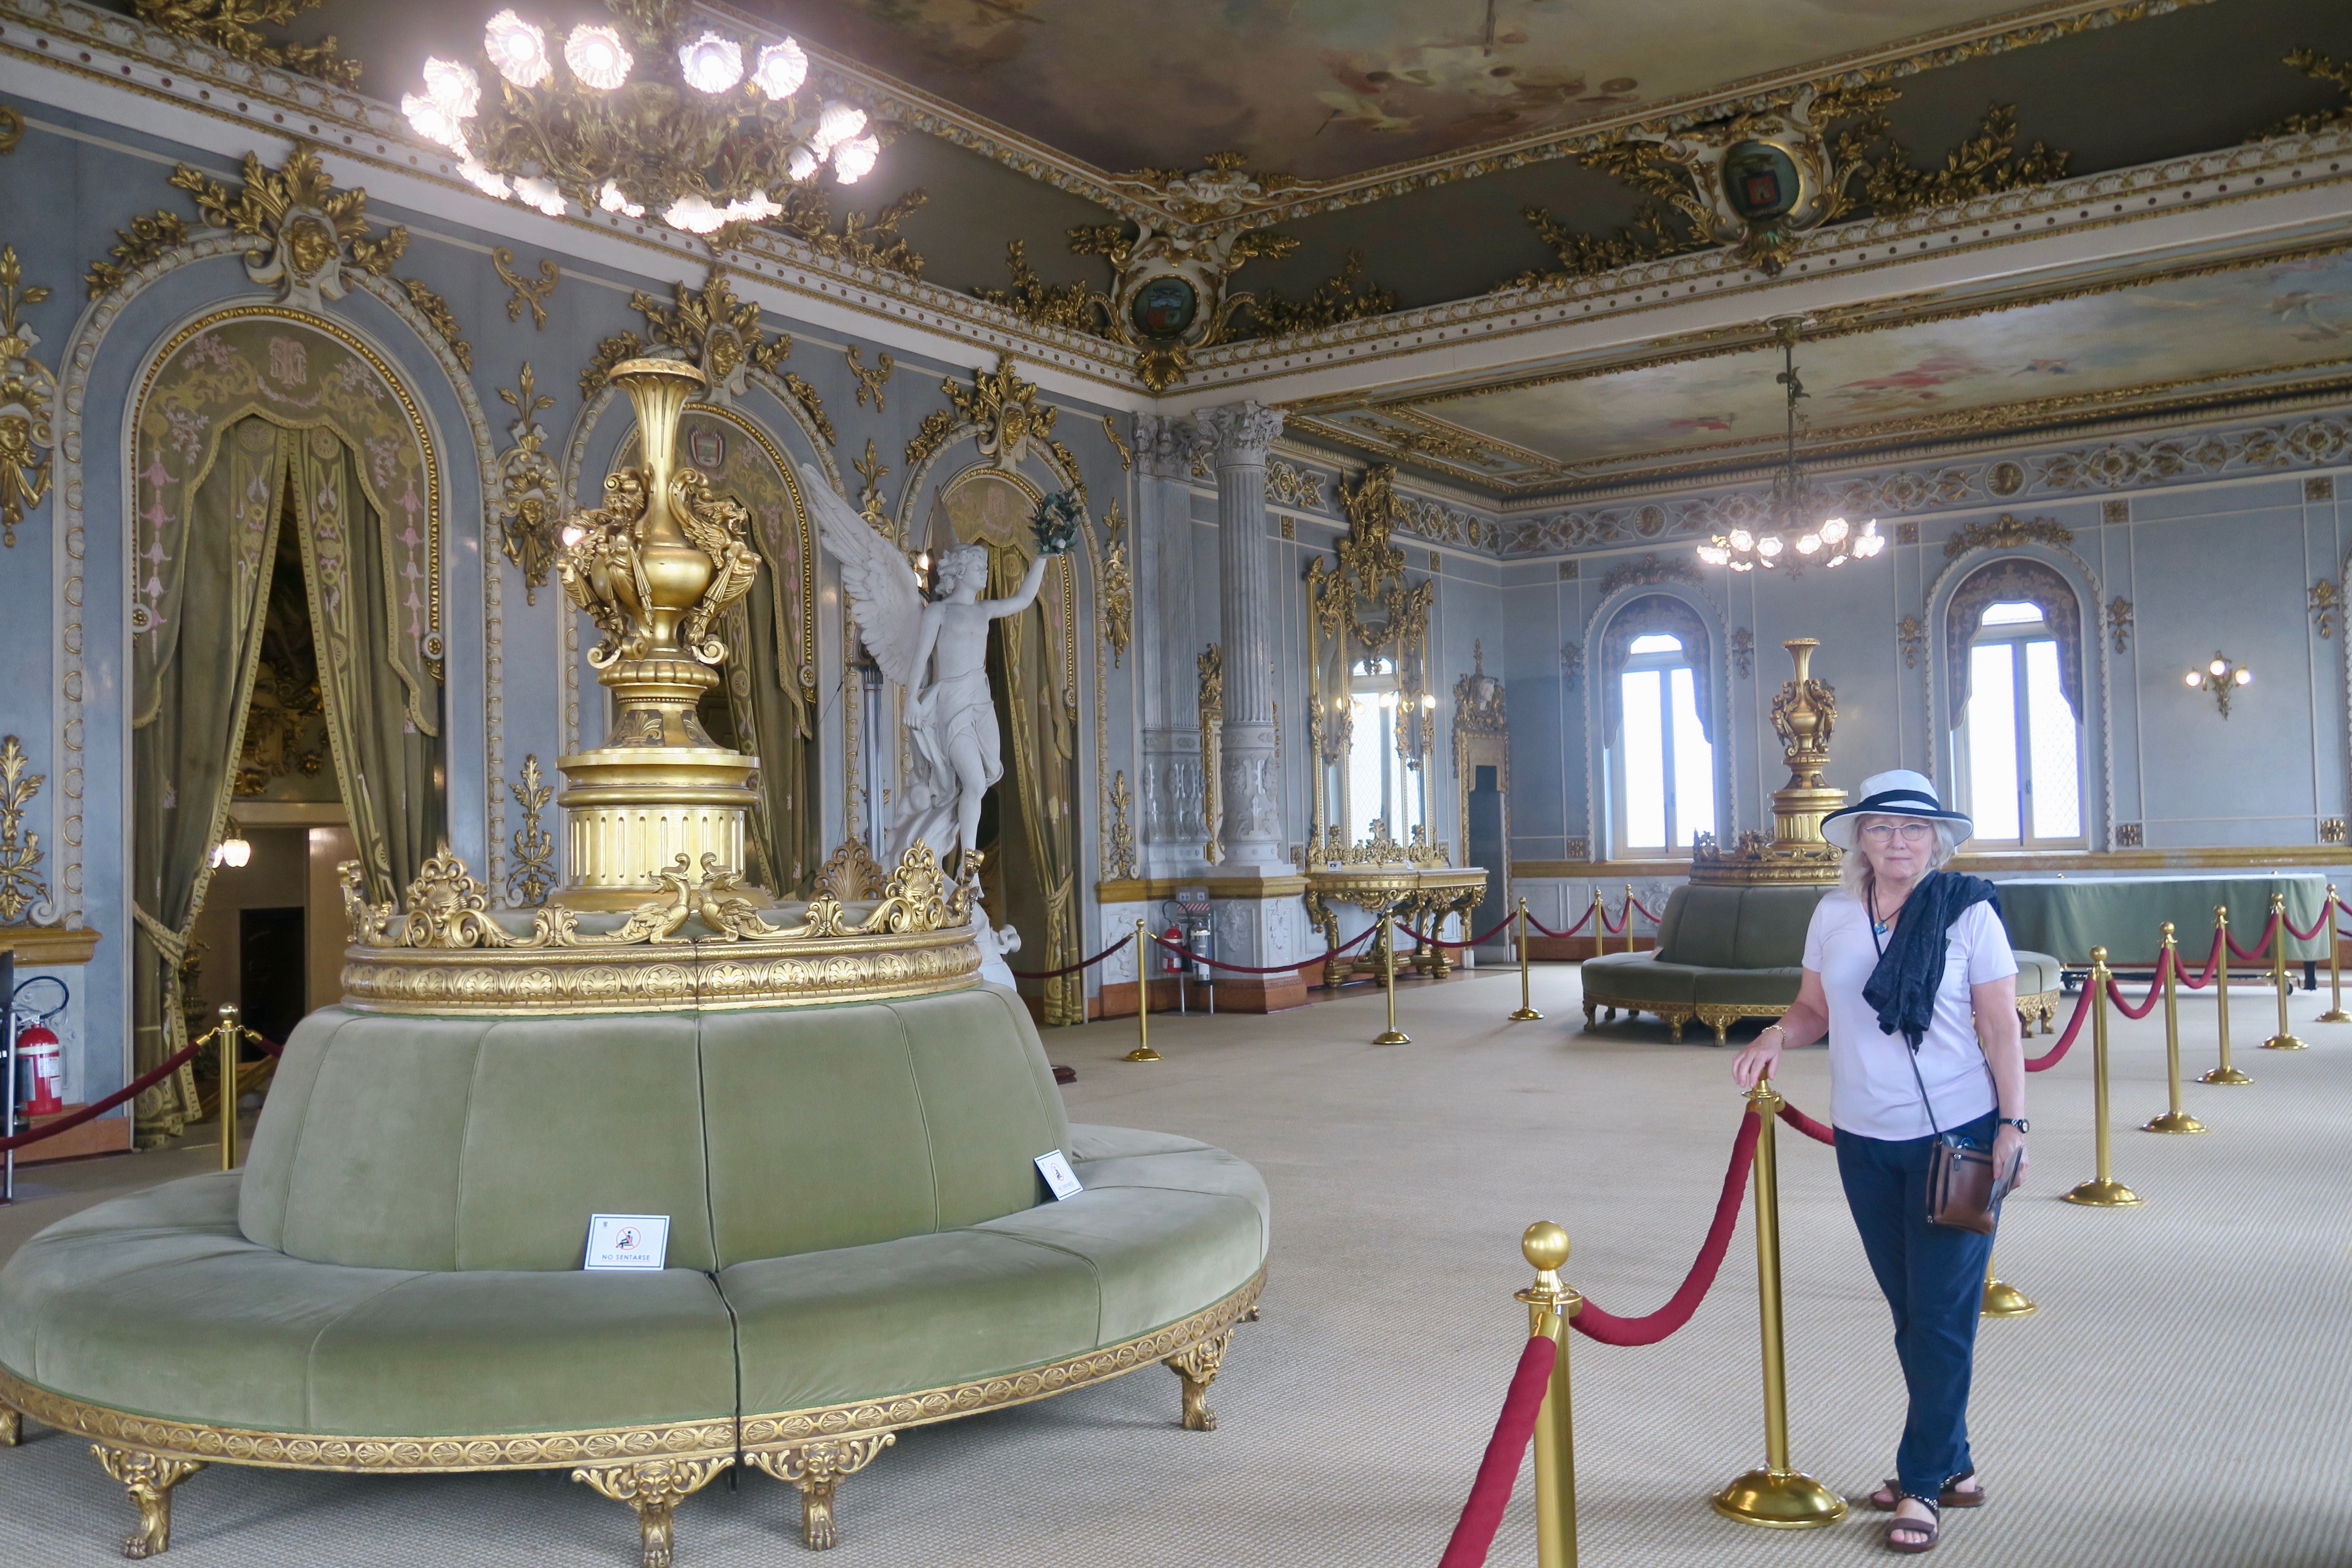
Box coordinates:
[1134,413,1206,875]
[1196,401,1286,872]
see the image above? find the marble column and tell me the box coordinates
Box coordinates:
[1133,413,1207,878]
[1196,401,1287,872]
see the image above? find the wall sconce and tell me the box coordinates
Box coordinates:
[211,817,252,870]
[2186,651,2252,718]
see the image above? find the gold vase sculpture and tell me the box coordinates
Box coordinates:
[1690,637,1847,885]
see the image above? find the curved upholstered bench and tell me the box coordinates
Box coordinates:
[0,990,1268,1565]
[1580,885,2063,1043]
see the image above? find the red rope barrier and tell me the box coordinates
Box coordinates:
[1524,906,1596,940]
[1597,901,1627,935]
[2025,984,2093,1072]
[2176,928,2224,990]
[1143,925,1376,975]
[1395,913,1522,950]
[2105,953,2166,1020]
[1434,1335,1560,1568]
[1572,1112,1760,1347]
[1008,932,1133,981]
[1628,896,1662,922]
[2283,905,2331,943]
[1777,1102,1837,1145]
[2226,911,2281,965]
[0,1030,213,1153]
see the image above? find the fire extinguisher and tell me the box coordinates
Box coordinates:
[18,1023,63,1116]
[1161,924,1187,974]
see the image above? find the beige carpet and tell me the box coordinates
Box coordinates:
[2,967,2349,1567]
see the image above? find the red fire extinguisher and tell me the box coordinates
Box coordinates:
[1161,925,1187,974]
[18,1023,64,1116]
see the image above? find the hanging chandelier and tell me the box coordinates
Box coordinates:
[1698,318,1884,573]
[401,0,880,236]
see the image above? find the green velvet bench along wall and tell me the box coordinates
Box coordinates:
[0,989,1269,1565]
[1579,884,2063,1043]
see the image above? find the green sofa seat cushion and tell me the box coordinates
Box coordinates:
[973,1185,1265,1347]
[1691,967,1803,1006]
[2015,950,2061,993]
[1579,954,1704,1007]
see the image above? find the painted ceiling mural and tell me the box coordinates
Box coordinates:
[1360,248,2352,481]
[766,0,2040,180]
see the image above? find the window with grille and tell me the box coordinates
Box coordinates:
[1958,601,2084,847]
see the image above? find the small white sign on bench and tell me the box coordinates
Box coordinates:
[585,1214,670,1271]
[1034,1151,1083,1201]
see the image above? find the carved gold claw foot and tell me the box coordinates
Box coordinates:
[0,1400,21,1446]
[747,1434,893,1550]
[1164,1330,1232,1431]
[91,1445,205,1559]
[572,1455,733,1568]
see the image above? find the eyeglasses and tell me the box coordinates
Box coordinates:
[1860,822,1936,843]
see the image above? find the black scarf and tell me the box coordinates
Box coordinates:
[1862,870,2002,1050]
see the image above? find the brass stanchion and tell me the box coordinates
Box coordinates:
[2062,948,2141,1206]
[1373,910,1410,1045]
[2144,923,2206,1134]
[1122,919,1161,1063]
[1712,1079,1846,1528]
[1621,883,1636,955]
[216,1004,241,1172]
[1517,1222,1579,1568]
[1589,888,1605,960]
[1981,1252,2036,1317]
[1510,897,1543,1022]
[2202,906,2251,1085]
[2319,884,2351,1024]
[2262,891,2306,1050]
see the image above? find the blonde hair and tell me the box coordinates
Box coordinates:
[1837,816,1955,898]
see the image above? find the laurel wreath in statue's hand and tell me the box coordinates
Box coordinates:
[1030,490,1083,556]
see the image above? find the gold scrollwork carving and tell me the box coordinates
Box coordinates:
[2108,596,2135,654]
[398,278,471,371]
[171,147,408,310]
[744,1436,894,1551]
[844,345,892,410]
[1198,644,1224,865]
[2262,47,2352,138]
[1248,251,1396,336]
[1597,552,1702,597]
[83,210,189,300]
[131,0,361,86]
[571,1455,733,1568]
[1100,413,1132,470]
[1106,770,1138,881]
[493,364,563,602]
[772,186,928,281]
[907,353,1060,473]
[1897,615,1925,670]
[852,438,890,525]
[1942,512,2073,558]
[813,839,888,901]
[0,245,55,548]
[2311,579,2340,640]
[1101,501,1132,666]
[506,754,555,907]
[492,246,559,330]
[781,370,835,446]
[0,103,20,156]
[91,1444,205,1560]
[0,735,49,924]
[581,271,789,400]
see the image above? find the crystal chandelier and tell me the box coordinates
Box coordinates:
[1698,318,1884,573]
[402,0,880,236]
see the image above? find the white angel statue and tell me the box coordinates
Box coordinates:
[803,465,1066,980]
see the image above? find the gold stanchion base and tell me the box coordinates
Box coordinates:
[1508,1007,1544,1021]
[1981,1278,2037,1317]
[2260,1033,2308,1050]
[2061,1178,2143,1206]
[1711,1467,1849,1528]
[2317,1008,2352,1023]
[1121,1047,1162,1063]
[1372,1029,1411,1045]
[2199,1065,2254,1085]
[2141,1110,2208,1133]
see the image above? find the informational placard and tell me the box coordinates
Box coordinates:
[584,1214,670,1271]
[1034,1150,1083,1201]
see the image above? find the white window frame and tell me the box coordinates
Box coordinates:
[1955,605,2089,850]
[1606,637,1715,859]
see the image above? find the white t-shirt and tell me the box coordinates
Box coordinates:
[1801,891,2017,1140]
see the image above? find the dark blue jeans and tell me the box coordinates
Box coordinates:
[1834,1111,1998,1501]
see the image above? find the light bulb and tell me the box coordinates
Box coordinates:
[752,39,808,99]
[560,522,586,548]
[1856,532,1884,557]
[786,145,820,182]
[597,181,644,217]
[565,24,632,90]
[1729,560,1754,573]
[1819,516,1849,544]
[814,100,866,150]
[511,175,566,215]
[2236,668,2252,685]
[1757,534,1783,558]
[484,11,551,87]
[720,190,782,224]
[1421,693,1436,710]
[420,56,480,117]
[1696,545,1729,566]
[402,94,470,153]
[678,31,744,93]
[832,133,880,184]
[2210,658,2226,677]
[1825,552,1846,567]
[662,193,725,233]
[2185,671,2202,688]
[1727,528,1754,552]
[211,830,251,870]
[458,159,512,199]
[1796,533,1820,554]
[1380,693,1396,709]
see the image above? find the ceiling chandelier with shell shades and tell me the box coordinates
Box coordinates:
[1698,318,1885,574]
[401,0,880,236]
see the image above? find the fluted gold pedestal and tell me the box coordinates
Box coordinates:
[553,746,759,910]
[1711,1468,1848,1528]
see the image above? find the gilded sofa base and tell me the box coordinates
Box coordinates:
[0,1271,1264,1563]
[1580,981,2064,1044]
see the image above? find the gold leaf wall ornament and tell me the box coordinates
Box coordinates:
[169,147,408,310]
[131,0,361,87]
[1942,512,2073,558]
[1197,645,1223,866]
[0,246,57,550]
[1559,642,1583,690]
[844,345,893,410]
[772,186,929,281]
[2311,579,2341,640]
[1731,626,1756,679]
[1597,552,1703,597]
[2107,596,2134,653]
[1106,770,1138,881]
[781,372,835,446]
[505,754,556,907]
[628,271,790,404]
[852,439,890,526]
[0,735,49,923]
[83,210,190,300]
[579,330,648,398]
[1101,502,1132,668]
[2260,48,2352,138]
[973,239,1101,334]
[1246,250,1398,337]
[398,279,472,372]
[1100,414,1131,471]
[912,354,1058,472]
[493,365,564,603]
[491,247,559,330]
[1897,614,1925,670]
[0,102,21,155]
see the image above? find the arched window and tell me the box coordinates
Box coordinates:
[1606,625,1716,855]
[1957,599,2084,846]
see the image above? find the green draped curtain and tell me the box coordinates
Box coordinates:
[132,416,441,1140]
[716,579,816,894]
[982,541,1083,1025]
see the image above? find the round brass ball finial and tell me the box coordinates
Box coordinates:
[1521,1221,1569,1272]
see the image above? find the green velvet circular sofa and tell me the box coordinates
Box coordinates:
[1580,883,2063,1043]
[0,987,1268,1564]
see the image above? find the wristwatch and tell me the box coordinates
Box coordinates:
[1997,1116,2029,1133]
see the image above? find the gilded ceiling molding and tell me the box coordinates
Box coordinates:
[130,0,359,87]
[0,243,56,549]
[764,185,928,282]
[973,241,1096,334]
[1265,460,1326,512]
[1247,251,1396,338]
[2262,48,2352,138]
[492,247,559,331]
[398,278,472,372]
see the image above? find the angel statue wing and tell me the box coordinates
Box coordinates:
[800,462,925,689]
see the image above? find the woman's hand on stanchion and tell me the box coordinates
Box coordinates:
[1731,1024,1785,1091]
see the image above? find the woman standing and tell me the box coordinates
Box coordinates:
[1732,770,2027,1554]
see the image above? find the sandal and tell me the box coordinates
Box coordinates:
[1885,1497,1940,1554]
[1868,1469,1984,1510]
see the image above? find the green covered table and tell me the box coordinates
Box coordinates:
[1990,873,2331,967]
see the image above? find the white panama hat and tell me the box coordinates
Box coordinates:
[1818,769,1974,856]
